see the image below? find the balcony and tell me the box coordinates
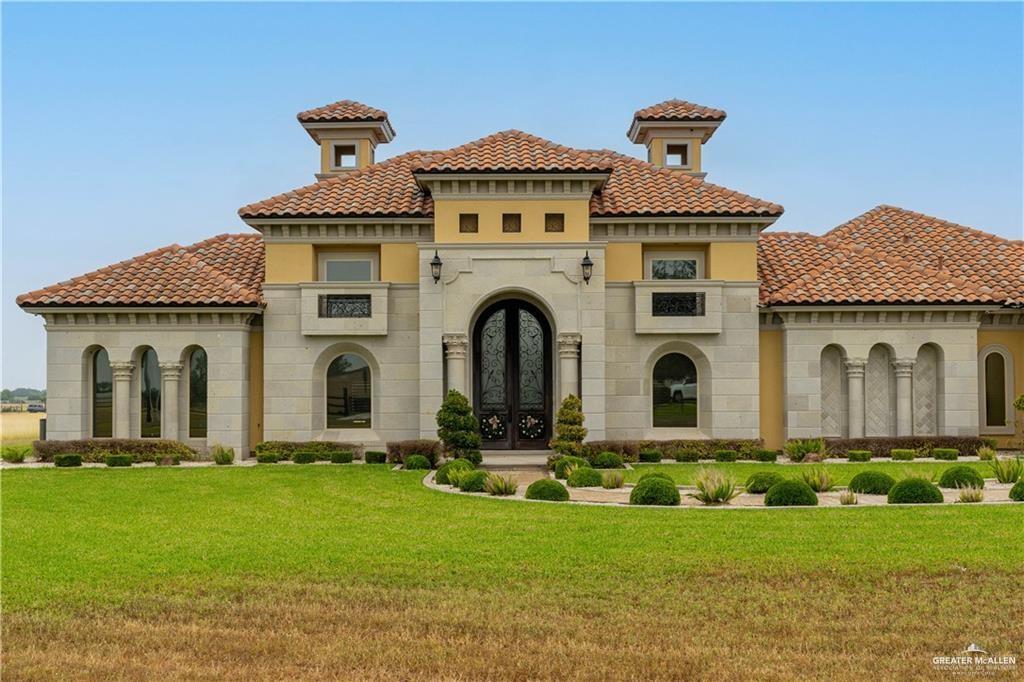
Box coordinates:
[633,280,723,334]
[300,282,389,336]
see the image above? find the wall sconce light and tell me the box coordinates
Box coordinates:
[430,250,443,283]
[581,250,594,285]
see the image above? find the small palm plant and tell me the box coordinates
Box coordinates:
[800,467,835,492]
[688,469,739,505]
[988,456,1023,484]
[483,473,518,496]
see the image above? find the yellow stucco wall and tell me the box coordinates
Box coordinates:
[248,328,264,451]
[433,199,590,243]
[647,136,702,171]
[977,329,1024,447]
[264,243,315,283]
[381,243,419,283]
[605,243,642,282]
[759,330,785,450]
[707,242,758,281]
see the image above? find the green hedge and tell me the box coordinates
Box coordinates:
[386,440,442,467]
[330,451,354,464]
[714,450,738,462]
[254,441,363,462]
[932,448,959,461]
[34,439,194,463]
[638,449,662,463]
[292,451,316,464]
[823,436,987,458]
[54,454,82,468]
[891,449,916,461]
[256,453,278,464]
[104,454,132,468]
[365,451,386,464]
[846,450,872,462]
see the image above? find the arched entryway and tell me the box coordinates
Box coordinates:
[473,299,552,449]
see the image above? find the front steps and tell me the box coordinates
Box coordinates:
[479,450,552,471]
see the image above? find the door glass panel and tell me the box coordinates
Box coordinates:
[479,309,506,411]
[518,309,545,410]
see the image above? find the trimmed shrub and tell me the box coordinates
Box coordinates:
[567,467,603,488]
[783,438,825,463]
[54,454,82,468]
[291,451,316,464]
[637,471,675,485]
[846,450,872,462]
[823,436,987,459]
[800,467,835,492]
[714,450,738,462]
[330,451,354,464]
[629,477,680,506]
[1009,479,1024,502]
[638,449,662,463]
[891,449,916,461]
[461,450,483,466]
[483,473,518,496]
[888,478,943,504]
[976,446,997,461]
[689,469,739,505]
[154,455,181,466]
[436,390,482,459]
[436,458,474,485]
[211,445,234,465]
[256,453,278,464]
[525,479,569,501]
[754,449,779,462]
[403,455,432,470]
[847,471,896,495]
[365,450,387,464]
[549,394,587,458]
[988,456,1023,484]
[581,440,640,463]
[34,438,194,463]
[104,453,132,467]
[602,471,624,489]
[2,445,29,463]
[593,451,624,469]
[745,471,784,494]
[386,440,442,467]
[254,441,362,462]
[764,480,818,506]
[674,449,700,463]
[553,456,589,480]
[932,448,959,461]
[456,470,488,493]
[938,465,984,490]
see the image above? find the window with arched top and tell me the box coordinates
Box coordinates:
[326,354,371,429]
[139,348,161,438]
[92,348,113,438]
[188,348,208,438]
[652,353,698,428]
[980,347,1013,432]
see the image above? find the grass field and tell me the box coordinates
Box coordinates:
[624,460,995,485]
[0,411,43,447]
[2,465,1021,679]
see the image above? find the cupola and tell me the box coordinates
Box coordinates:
[627,99,725,176]
[297,99,396,179]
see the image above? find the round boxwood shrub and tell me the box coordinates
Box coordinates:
[888,478,944,504]
[636,471,674,485]
[638,449,662,463]
[104,453,132,468]
[292,451,316,464]
[567,466,603,488]
[932,448,959,461]
[553,455,589,479]
[846,450,872,462]
[1009,479,1024,502]
[754,449,779,462]
[456,470,488,492]
[714,450,738,462]
[365,451,386,464]
[938,465,984,490]
[764,480,818,507]
[403,454,432,470]
[745,471,784,494]
[525,478,570,501]
[54,454,83,468]
[629,477,680,506]
[847,471,896,495]
[256,453,278,464]
[435,458,474,485]
[330,450,354,464]
[593,451,624,469]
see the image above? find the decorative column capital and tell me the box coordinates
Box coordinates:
[442,333,469,359]
[843,359,867,378]
[159,362,184,379]
[109,361,135,380]
[891,358,916,377]
[557,332,582,358]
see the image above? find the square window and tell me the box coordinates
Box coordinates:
[332,144,357,169]
[652,259,698,280]
[502,213,522,233]
[544,213,565,232]
[324,260,372,282]
[665,143,689,168]
[459,213,479,233]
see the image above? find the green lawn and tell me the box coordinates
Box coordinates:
[624,460,995,485]
[2,465,1021,679]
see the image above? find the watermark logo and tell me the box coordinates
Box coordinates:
[932,643,1017,675]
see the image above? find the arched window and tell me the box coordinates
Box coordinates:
[326,354,371,429]
[140,348,161,438]
[188,348,208,438]
[92,348,113,438]
[653,353,697,428]
[980,348,1012,430]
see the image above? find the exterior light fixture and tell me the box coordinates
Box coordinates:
[581,250,594,285]
[430,250,443,283]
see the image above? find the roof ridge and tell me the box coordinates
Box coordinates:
[830,204,1024,246]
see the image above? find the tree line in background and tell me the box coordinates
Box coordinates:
[1,388,46,402]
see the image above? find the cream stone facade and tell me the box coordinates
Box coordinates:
[18,99,1024,459]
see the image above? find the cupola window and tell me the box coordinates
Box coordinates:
[332,144,357,169]
[665,143,690,168]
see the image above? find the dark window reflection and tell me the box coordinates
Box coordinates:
[653,353,697,428]
[327,354,371,428]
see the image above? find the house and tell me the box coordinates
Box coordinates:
[17,99,1024,458]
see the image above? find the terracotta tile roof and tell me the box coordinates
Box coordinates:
[824,205,1024,306]
[239,131,783,219]
[632,99,727,123]
[17,234,264,307]
[297,99,388,123]
[758,231,1001,306]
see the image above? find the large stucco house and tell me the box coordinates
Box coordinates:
[17,99,1024,459]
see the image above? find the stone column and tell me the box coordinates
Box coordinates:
[442,334,469,397]
[844,359,867,439]
[160,362,184,441]
[892,358,916,437]
[110,361,135,439]
[557,333,582,402]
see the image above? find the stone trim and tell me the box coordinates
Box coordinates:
[415,173,608,199]
[767,306,992,329]
[31,309,261,330]
[256,221,434,243]
[591,220,765,242]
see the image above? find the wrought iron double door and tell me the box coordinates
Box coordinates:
[473,300,552,449]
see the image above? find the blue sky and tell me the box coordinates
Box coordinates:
[2,2,1022,389]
